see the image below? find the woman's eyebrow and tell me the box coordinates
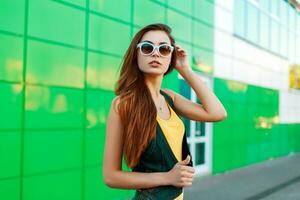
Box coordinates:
[142,40,169,44]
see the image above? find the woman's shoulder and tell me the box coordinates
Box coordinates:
[111,95,121,114]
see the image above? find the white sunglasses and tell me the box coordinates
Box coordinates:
[136,41,174,57]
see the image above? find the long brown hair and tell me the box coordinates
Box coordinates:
[114,23,177,168]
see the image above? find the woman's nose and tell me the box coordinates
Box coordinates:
[151,48,160,57]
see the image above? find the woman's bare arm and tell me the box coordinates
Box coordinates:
[163,70,227,122]
[102,96,169,189]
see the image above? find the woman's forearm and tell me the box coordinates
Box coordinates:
[104,171,170,189]
[180,68,227,119]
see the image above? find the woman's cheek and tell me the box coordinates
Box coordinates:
[164,60,171,69]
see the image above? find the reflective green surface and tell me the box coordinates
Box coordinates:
[28,0,85,47]
[23,169,82,200]
[167,10,192,43]
[0,131,21,178]
[26,40,85,88]
[213,78,300,173]
[23,130,82,175]
[0,34,23,82]
[0,83,23,129]
[88,14,131,56]
[87,52,121,90]
[90,0,131,22]
[25,85,84,129]
[134,0,165,27]
[0,0,24,34]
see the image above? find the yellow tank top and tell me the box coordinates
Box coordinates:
[156,100,185,200]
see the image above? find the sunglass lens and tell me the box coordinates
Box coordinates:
[141,43,154,55]
[159,45,172,56]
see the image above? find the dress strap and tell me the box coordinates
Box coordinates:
[160,89,178,115]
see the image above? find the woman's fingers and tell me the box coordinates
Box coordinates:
[181,177,193,182]
[181,171,194,178]
[176,48,185,53]
[175,44,184,52]
[175,46,187,57]
[180,177,193,187]
[179,165,195,173]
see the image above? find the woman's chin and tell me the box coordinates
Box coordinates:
[140,68,163,74]
[144,71,165,77]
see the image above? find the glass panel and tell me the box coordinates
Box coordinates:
[23,130,82,175]
[0,83,23,129]
[179,79,191,102]
[22,170,82,200]
[192,47,213,74]
[234,0,246,37]
[0,178,20,200]
[86,89,115,130]
[90,0,131,22]
[246,3,259,44]
[201,122,205,136]
[85,127,106,166]
[193,21,213,49]
[87,52,121,90]
[26,40,84,88]
[0,34,23,82]
[89,14,131,56]
[195,97,205,136]
[195,142,205,165]
[182,118,190,138]
[280,27,288,57]
[195,121,200,136]
[297,13,300,33]
[195,121,205,137]
[0,0,24,34]
[260,13,270,49]
[25,85,84,129]
[167,10,192,43]
[270,0,279,17]
[180,79,191,137]
[289,33,296,61]
[194,0,214,24]
[168,0,192,15]
[279,0,288,26]
[270,20,279,53]
[0,131,21,179]
[259,0,270,12]
[297,37,300,63]
[289,6,296,30]
[28,0,85,47]
[60,0,85,7]
[134,0,165,27]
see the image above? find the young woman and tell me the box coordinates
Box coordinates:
[103,23,227,200]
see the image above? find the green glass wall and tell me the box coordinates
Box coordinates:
[213,78,300,173]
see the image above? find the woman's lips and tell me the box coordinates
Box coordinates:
[149,61,161,67]
[149,62,161,67]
